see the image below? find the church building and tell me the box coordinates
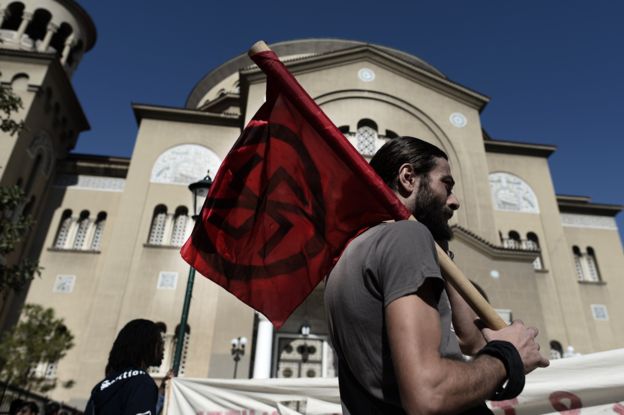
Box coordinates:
[1,0,622,408]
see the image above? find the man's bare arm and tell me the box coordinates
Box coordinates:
[386,279,548,415]
[445,280,486,355]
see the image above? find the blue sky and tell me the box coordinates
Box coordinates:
[72,1,623,241]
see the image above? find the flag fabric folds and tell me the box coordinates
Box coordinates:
[181,50,410,328]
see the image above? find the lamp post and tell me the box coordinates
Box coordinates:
[172,173,212,375]
[231,336,247,378]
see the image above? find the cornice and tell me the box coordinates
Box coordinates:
[132,103,241,127]
[240,45,490,112]
[451,225,539,262]
[198,93,240,113]
[59,153,130,178]
[484,138,556,158]
[556,195,622,216]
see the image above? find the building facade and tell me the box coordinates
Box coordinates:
[1,2,623,409]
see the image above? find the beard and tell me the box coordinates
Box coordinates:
[414,179,454,242]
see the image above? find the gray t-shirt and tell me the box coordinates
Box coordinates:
[324,220,463,414]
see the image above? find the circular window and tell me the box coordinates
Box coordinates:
[449,112,467,128]
[306,369,316,377]
[358,68,376,82]
[283,368,293,378]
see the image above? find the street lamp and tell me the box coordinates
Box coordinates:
[231,336,247,378]
[172,173,213,375]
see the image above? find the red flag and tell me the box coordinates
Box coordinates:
[181,49,410,328]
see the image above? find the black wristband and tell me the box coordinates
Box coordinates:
[477,340,525,401]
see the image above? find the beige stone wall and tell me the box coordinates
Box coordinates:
[486,152,603,353]
[24,185,123,404]
[562,222,624,351]
[449,236,549,351]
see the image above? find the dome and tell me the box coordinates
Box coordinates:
[185,38,445,110]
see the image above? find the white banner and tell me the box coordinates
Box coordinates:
[490,348,624,414]
[166,349,624,415]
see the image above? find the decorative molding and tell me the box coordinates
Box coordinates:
[53,274,75,293]
[53,174,125,192]
[489,172,540,213]
[590,304,609,321]
[151,144,221,186]
[561,213,617,230]
[451,225,539,262]
[157,271,178,290]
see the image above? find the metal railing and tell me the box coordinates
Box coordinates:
[0,381,82,415]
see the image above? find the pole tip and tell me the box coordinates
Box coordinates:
[248,40,271,57]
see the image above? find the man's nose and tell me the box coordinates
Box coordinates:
[448,194,460,211]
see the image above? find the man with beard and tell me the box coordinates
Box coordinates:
[324,136,548,415]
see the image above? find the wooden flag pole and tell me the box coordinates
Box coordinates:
[434,242,507,329]
[248,40,507,331]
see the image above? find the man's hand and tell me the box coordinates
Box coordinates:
[482,320,550,374]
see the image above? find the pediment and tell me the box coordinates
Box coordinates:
[240,44,489,111]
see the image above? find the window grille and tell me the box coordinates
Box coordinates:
[171,207,189,247]
[90,212,107,250]
[573,246,602,282]
[73,210,90,249]
[356,126,377,156]
[149,205,168,245]
[54,209,73,248]
[585,248,600,282]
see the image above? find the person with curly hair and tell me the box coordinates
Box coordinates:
[84,319,165,415]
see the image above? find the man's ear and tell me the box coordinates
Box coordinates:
[397,163,418,195]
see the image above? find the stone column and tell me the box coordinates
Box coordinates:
[252,314,274,378]
[60,33,74,65]
[15,12,32,41]
[39,22,57,51]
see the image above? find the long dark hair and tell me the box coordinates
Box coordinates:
[105,319,163,376]
[370,136,448,190]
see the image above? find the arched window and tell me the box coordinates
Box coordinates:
[1,2,24,30]
[148,205,168,245]
[66,39,83,67]
[356,119,378,156]
[549,340,563,359]
[526,232,543,270]
[90,212,107,250]
[572,246,602,282]
[54,209,73,249]
[25,8,51,42]
[504,230,521,249]
[49,22,73,55]
[170,206,189,247]
[73,210,90,249]
[585,247,601,282]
